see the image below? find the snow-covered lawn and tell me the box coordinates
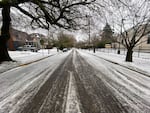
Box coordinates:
[82,49,150,75]
[0,49,58,73]
[9,49,58,63]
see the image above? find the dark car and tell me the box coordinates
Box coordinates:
[62,48,68,52]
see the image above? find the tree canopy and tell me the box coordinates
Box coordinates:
[0,0,97,62]
[57,32,76,50]
[0,0,96,29]
[100,0,150,62]
[101,23,113,43]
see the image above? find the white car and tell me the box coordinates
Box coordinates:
[62,48,68,52]
[18,45,38,52]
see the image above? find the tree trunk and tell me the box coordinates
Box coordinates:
[93,47,95,53]
[125,48,133,62]
[0,6,12,63]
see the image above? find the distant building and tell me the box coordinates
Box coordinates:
[29,33,47,49]
[6,28,47,51]
[7,28,30,50]
[137,33,150,52]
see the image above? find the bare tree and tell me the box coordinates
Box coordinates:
[57,31,76,50]
[103,0,150,62]
[0,0,96,62]
[91,33,100,53]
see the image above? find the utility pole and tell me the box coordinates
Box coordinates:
[118,19,125,54]
[48,30,50,54]
[86,15,91,51]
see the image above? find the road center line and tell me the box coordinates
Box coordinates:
[65,71,81,113]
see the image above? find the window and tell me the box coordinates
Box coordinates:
[147,34,150,44]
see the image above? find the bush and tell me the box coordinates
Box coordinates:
[97,41,106,48]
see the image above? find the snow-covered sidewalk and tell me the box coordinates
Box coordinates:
[80,49,150,75]
[0,49,59,73]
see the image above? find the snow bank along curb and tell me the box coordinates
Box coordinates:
[0,54,56,74]
[19,54,55,66]
[88,52,150,77]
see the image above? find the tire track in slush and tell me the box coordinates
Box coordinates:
[18,53,72,113]
[73,51,129,113]
[18,50,129,113]
[18,52,82,113]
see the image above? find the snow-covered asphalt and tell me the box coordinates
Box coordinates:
[78,50,150,113]
[0,51,70,113]
[0,49,150,113]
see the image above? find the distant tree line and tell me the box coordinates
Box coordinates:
[76,23,115,49]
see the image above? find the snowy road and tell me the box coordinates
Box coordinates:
[0,51,71,113]
[78,50,150,113]
[0,49,150,113]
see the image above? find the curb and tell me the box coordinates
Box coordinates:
[0,54,57,74]
[88,52,150,77]
[19,54,55,66]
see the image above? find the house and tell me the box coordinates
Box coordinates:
[7,28,47,51]
[7,28,30,50]
[138,33,150,52]
[29,33,47,49]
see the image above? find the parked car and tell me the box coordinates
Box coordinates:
[62,48,68,52]
[17,45,38,52]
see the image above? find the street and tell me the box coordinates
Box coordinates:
[0,49,150,113]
